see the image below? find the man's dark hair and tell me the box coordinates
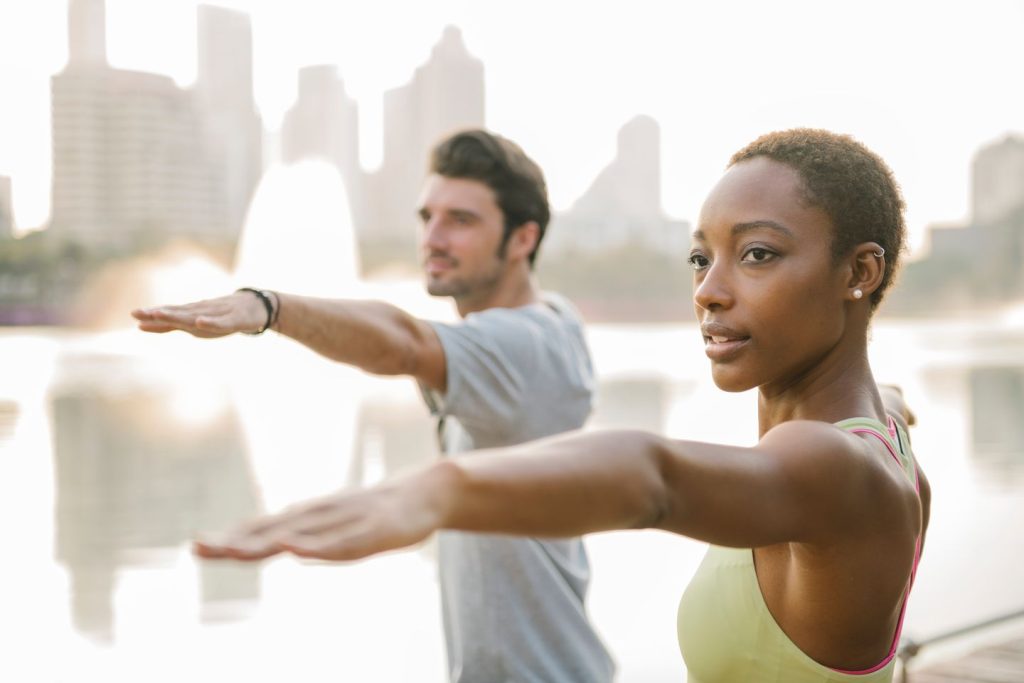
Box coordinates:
[729,128,906,309]
[430,129,550,267]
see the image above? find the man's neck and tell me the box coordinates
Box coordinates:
[455,273,540,318]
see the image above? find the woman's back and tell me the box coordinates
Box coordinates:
[678,417,924,683]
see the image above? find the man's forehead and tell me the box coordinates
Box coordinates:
[419,174,498,210]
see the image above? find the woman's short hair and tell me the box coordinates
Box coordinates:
[730,128,906,309]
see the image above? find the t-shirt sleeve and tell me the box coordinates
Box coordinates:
[427,309,545,439]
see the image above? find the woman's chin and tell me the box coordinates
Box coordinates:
[709,367,756,393]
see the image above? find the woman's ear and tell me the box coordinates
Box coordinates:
[846,242,886,302]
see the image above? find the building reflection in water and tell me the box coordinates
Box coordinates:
[350,394,435,488]
[590,376,670,433]
[51,384,260,642]
[347,376,674,486]
[0,399,17,443]
[968,365,1024,483]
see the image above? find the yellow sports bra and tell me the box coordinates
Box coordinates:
[677,417,920,683]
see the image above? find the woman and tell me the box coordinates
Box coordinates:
[197,129,930,682]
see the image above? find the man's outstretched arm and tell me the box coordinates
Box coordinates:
[132,291,447,390]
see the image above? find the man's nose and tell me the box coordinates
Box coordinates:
[421,219,448,251]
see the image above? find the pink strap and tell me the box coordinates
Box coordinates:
[832,418,922,675]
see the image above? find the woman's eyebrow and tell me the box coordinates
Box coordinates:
[691,220,794,243]
[731,220,794,238]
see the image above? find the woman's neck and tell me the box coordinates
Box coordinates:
[757,343,885,437]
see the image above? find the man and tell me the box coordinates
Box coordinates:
[133,129,615,683]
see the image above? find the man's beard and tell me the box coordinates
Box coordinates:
[425,259,504,300]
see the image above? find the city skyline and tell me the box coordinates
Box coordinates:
[50,1,261,245]
[2,0,1024,254]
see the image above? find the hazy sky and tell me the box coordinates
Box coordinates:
[1,0,1023,252]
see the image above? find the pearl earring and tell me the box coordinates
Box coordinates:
[853,289,864,300]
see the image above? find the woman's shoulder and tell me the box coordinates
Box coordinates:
[759,420,916,512]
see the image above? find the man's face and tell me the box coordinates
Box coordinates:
[416,174,509,299]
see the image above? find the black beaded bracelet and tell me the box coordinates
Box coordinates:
[237,287,275,335]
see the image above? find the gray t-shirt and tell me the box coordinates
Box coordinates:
[421,293,615,683]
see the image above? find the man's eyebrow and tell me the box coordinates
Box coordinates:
[691,220,794,242]
[416,207,482,221]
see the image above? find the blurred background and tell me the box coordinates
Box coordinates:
[0,1,1022,681]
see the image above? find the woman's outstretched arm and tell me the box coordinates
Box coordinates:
[195,422,897,562]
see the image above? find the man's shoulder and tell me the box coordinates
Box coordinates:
[464,292,583,329]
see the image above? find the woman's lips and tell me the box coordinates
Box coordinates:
[703,336,750,361]
[701,322,750,361]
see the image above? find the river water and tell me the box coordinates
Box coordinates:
[1,314,1022,681]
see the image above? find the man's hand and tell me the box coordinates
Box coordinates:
[132,291,268,338]
[194,466,453,562]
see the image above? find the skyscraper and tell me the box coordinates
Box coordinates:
[972,135,1024,226]
[364,26,485,254]
[67,0,106,67]
[49,0,261,246]
[281,65,363,228]
[0,175,12,238]
[196,5,263,239]
[549,116,686,254]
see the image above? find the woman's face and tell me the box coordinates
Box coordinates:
[690,157,851,394]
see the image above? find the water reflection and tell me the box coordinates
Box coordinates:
[3,316,1023,680]
[51,386,260,641]
[0,399,17,443]
[969,365,1024,483]
[590,376,671,433]
[349,393,435,488]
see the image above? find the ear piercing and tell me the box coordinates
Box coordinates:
[853,248,882,300]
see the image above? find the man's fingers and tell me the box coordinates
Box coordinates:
[193,315,236,334]
[133,295,264,337]
[193,533,283,561]
[135,320,177,333]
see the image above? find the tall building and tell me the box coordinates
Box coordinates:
[280,65,363,227]
[365,26,485,252]
[0,176,12,238]
[51,66,223,243]
[195,5,263,239]
[67,0,106,66]
[972,135,1024,226]
[886,134,1024,314]
[49,0,260,246]
[549,116,687,254]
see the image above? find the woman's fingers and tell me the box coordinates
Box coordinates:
[193,485,432,564]
[194,494,364,560]
[279,521,417,562]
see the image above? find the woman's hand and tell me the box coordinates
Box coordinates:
[194,464,457,562]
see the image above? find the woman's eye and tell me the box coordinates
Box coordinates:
[687,253,710,271]
[742,247,776,263]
